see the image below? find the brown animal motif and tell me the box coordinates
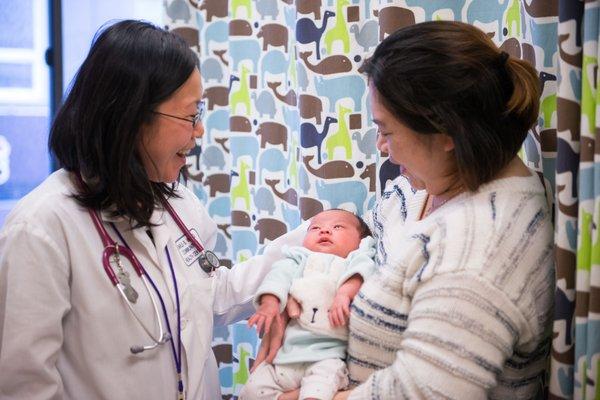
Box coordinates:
[299,197,323,220]
[524,0,557,17]
[267,81,297,106]
[230,116,252,132]
[229,19,253,36]
[376,7,415,40]
[217,223,231,239]
[203,86,229,109]
[265,178,298,205]
[204,173,231,196]
[232,210,252,226]
[256,122,288,150]
[213,49,229,66]
[172,27,200,52]
[199,0,228,22]
[254,218,288,244]
[257,23,289,52]
[298,94,322,124]
[215,137,230,153]
[360,163,376,192]
[298,51,352,75]
[297,0,322,19]
[303,155,354,179]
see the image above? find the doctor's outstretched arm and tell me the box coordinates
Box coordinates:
[212,221,307,326]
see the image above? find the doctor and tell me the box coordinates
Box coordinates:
[0,20,299,400]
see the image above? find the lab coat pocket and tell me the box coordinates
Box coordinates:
[180,276,216,384]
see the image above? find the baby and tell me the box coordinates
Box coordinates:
[239,209,375,400]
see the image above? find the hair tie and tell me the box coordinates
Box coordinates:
[499,51,509,65]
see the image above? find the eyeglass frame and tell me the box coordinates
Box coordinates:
[152,100,205,129]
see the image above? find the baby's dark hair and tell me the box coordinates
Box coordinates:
[327,208,372,238]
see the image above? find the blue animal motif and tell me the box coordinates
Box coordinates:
[230,136,259,170]
[298,165,311,194]
[284,5,297,31]
[214,231,228,256]
[232,323,259,356]
[192,182,208,204]
[201,145,226,170]
[261,50,289,86]
[529,19,558,67]
[230,39,262,72]
[256,0,279,20]
[219,365,233,388]
[204,21,228,56]
[282,203,302,229]
[314,75,366,112]
[466,0,507,40]
[231,229,258,260]
[523,132,540,168]
[349,21,378,52]
[406,0,466,21]
[254,186,276,215]
[297,61,309,92]
[165,0,191,23]
[201,57,223,83]
[208,196,231,218]
[296,11,335,60]
[252,90,276,119]
[315,179,367,213]
[300,116,338,164]
[283,106,300,134]
[353,127,377,159]
[367,194,376,211]
[258,148,290,183]
[213,324,231,341]
[365,90,373,127]
[205,109,229,142]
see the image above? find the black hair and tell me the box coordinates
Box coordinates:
[362,21,540,190]
[325,208,372,239]
[49,19,198,227]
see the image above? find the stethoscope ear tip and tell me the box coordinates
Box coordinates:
[130,345,144,354]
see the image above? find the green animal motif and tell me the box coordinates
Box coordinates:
[577,209,593,271]
[231,0,252,19]
[506,0,521,37]
[230,65,251,116]
[326,105,353,159]
[324,0,350,55]
[231,160,251,211]
[581,54,597,135]
[541,93,556,128]
[233,345,252,392]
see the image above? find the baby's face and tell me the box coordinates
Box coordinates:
[303,210,362,258]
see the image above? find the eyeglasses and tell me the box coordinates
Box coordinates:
[152,100,205,129]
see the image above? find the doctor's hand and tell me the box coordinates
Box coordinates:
[247,294,281,337]
[251,309,288,373]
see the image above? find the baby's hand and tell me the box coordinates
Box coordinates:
[329,292,352,327]
[248,294,280,336]
[286,296,302,319]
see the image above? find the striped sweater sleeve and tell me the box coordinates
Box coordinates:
[348,273,527,399]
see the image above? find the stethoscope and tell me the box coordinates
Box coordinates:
[80,175,221,400]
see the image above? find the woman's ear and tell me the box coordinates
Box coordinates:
[441,133,455,152]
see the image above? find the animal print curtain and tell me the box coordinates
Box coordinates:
[163,1,599,399]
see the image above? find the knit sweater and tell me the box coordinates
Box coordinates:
[347,173,555,400]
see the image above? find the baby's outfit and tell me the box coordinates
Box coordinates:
[239,237,375,400]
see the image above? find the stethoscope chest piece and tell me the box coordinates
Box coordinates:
[198,250,220,274]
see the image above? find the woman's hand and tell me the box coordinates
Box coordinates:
[250,309,289,373]
[333,390,352,400]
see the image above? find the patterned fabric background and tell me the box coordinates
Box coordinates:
[161,0,599,398]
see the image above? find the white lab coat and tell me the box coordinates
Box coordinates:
[0,169,305,400]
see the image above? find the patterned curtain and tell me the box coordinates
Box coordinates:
[161,1,600,399]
